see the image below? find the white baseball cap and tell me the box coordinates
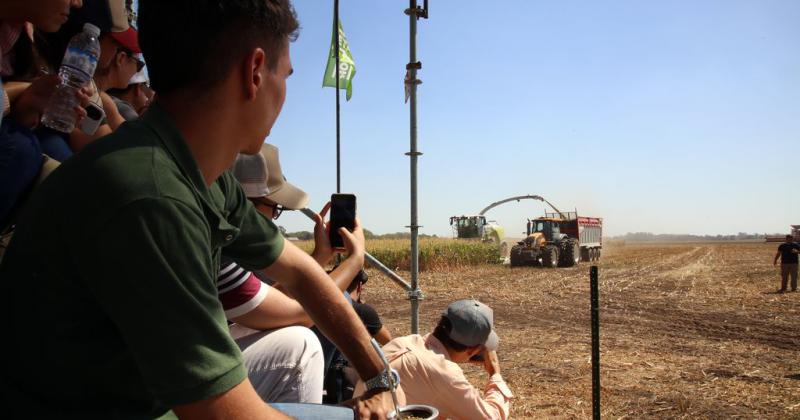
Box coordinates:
[128,66,148,85]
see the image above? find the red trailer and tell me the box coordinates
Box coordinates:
[550,212,603,262]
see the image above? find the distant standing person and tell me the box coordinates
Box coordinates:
[773,235,799,293]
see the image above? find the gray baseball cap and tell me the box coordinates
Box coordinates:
[442,299,499,351]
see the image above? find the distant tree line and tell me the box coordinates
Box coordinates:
[611,232,771,242]
[280,227,438,240]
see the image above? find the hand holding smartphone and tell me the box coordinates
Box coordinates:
[469,353,484,362]
[80,102,105,135]
[329,193,356,249]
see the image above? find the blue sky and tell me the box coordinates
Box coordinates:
[149,1,800,237]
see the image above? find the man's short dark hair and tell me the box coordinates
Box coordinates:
[432,316,471,352]
[137,0,299,95]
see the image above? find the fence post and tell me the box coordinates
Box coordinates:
[590,265,600,420]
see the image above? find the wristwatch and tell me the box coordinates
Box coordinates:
[364,369,398,393]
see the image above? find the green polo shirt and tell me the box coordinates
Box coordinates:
[0,104,284,417]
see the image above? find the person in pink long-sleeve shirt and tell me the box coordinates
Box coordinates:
[355,299,514,419]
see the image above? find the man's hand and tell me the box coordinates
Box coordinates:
[310,202,333,265]
[99,91,126,130]
[341,217,366,260]
[326,218,366,292]
[9,76,90,129]
[483,350,501,377]
[344,389,392,420]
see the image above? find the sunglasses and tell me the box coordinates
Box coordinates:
[117,48,145,72]
[253,198,287,220]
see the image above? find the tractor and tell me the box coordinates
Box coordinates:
[451,195,573,259]
[509,211,603,268]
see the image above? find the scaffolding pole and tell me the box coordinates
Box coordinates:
[405,0,427,334]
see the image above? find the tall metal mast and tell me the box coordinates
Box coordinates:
[405,0,428,334]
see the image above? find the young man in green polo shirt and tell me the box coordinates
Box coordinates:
[0,1,393,419]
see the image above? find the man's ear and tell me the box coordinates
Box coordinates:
[243,47,267,100]
[114,51,126,68]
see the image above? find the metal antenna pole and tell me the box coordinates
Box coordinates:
[334,0,341,193]
[405,0,427,334]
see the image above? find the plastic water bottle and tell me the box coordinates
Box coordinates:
[42,23,101,133]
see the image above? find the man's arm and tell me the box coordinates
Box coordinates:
[173,378,291,420]
[263,238,390,417]
[374,326,392,346]
[774,249,781,265]
[438,352,513,420]
[230,281,313,329]
[70,123,112,151]
[232,220,365,329]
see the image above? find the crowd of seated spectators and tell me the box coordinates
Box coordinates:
[0,0,512,418]
[1,0,145,253]
[0,0,393,411]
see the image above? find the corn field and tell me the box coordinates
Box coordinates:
[291,238,503,271]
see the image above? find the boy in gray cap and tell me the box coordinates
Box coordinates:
[355,299,514,419]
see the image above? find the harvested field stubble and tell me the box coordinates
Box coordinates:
[363,242,800,419]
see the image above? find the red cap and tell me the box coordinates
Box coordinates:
[108,26,140,53]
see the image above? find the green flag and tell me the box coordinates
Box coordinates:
[323,19,356,100]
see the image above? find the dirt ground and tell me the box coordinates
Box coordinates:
[363,242,800,419]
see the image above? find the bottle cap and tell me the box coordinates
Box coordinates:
[83,23,101,37]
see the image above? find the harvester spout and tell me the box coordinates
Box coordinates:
[538,197,565,219]
[477,194,565,219]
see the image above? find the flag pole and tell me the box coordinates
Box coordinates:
[334,0,341,193]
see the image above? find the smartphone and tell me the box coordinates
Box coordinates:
[329,193,356,249]
[470,352,485,362]
[79,102,105,135]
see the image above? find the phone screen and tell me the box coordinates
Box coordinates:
[329,194,356,249]
[470,353,485,362]
[80,103,105,135]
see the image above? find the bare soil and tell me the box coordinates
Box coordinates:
[364,242,800,419]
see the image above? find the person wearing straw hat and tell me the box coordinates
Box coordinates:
[355,299,514,420]
[220,143,367,404]
[0,1,393,418]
